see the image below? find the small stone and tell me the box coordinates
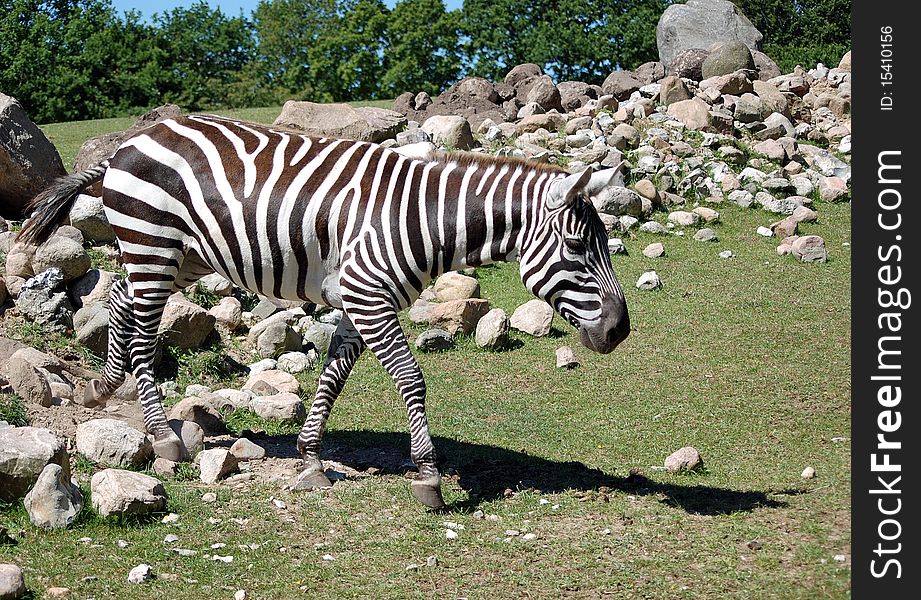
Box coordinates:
[229,438,266,461]
[692,206,720,223]
[276,351,314,374]
[163,534,179,543]
[167,397,226,436]
[0,564,25,599]
[433,272,480,302]
[23,463,83,529]
[635,271,662,290]
[607,238,626,254]
[46,587,71,598]
[161,512,179,524]
[234,591,247,600]
[642,242,665,258]
[198,448,239,484]
[801,466,816,479]
[510,299,554,337]
[756,226,774,237]
[791,235,827,263]
[522,533,538,541]
[664,447,703,472]
[321,554,335,562]
[212,555,234,563]
[555,346,580,369]
[638,221,668,235]
[127,564,154,584]
[718,250,734,259]
[667,210,699,227]
[693,228,718,242]
[833,554,846,562]
[244,370,300,395]
[414,329,455,352]
[426,556,439,567]
[445,529,458,540]
[201,492,217,503]
[117,539,130,548]
[250,392,305,421]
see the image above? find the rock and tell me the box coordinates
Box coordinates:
[168,419,204,457]
[558,81,597,111]
[718,250,734,259]
[636,271,662,290]
[664,446,703,472]
[76,419,153,468]
[505,64,543,87]
[837,51,851,72]
[516,113,566,135]
[15,282,74,334]
[158,293,216,350]
[694,228,718,242]
[601,71,643,100]
[669,48,709,80]
[31,237,90,283]
[801,466,816,479]
[642,243,665,258]
[658,76,691,105]
[277,351,315,374]
[818,176,849,202]
[607,238,627,254]
[761,112,796,138]
[790,205,818,224]
[509,300,554,337]
[5,350,53,407]
[197,272,233,296]
[244,370,300,395]
[91,469,167,517]
[421,115,474,150]
[608,123,640,148]
[209,296,243,332]
[198,448,239,484]
[23,463,83,529]
[74,302,109,356]
[69,269,118,308]
[655,0,762,70]
[127,564,154,584]
[700,70,754,96]
[693,207,720,223]
[302,321,337,355]
[250,393,305,420]
[667,211,700,226]
[273,102,405,143]
[68,194,114,242]
[411,327,455,353]
[433,272,480,302]
[791,235,827,262]
[450,77,500,104]
[701,40,755,79]
[0,563,26,600]
[639,221,668,235]
[229,438,265,461]
[525,76,562,112]
[167,398,226,436]
[474,308,510,350]
[253,319,302,358]
[428,298,490,336]
[771,216,799,239]
[408,299,433,325]
[633,61,666,85]
[666,98,711,130]
[0,93,67,218]
[590,186,642,217]
[555,346,580,369]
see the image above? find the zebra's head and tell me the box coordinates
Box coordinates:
[519,165,630,354]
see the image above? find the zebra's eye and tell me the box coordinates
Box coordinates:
[564,237,586,254]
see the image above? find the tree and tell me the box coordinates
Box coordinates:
[382,0,462,97]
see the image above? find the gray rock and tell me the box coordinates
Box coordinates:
[168,419,204,457]
[525,75,563,112]
[246,358,277,375]
[69,269,118,308]
[127,564,154,584]
[421,115,474,151]
[23,463,83,529]
[0,563,26,600]
[433,272,480,302]
[277,351,315,374]
[74,302,109,356]
[15,284,74,334]
[409,299,433,325]
[76,419,153,468]
[415,329,455,352]
[555,346,580,369]
[664,446,703,472]
[591,186,642,217]
[718,250,735,258]
[760,196,804,215]
[601,71,643,101]
[250,392,305,420]
[694,228,718,242]
[669,48,710,80]
[229,438,266,461]
[762,177,794,193]
[184,384,212,397]
[32,236,90,283]
[607,238,627,254]
[5,349,53,407]
[728,190,754,207]
[158,293,216,350]
[68,194,114,242]
[636,271,662,290]
[510,300,553,337]
[505,63,543,87]
[244,369,300,395]
[474,308,510,350]
[198,448,239,484]
[643,242,665,258]
[197,273,233,296]
[667,211,700,226]
[702,40,755,79]
[254,319,302,358]
[761,112,796,138]
[639,221,669,235]
[753,50,782,80]
[251,298,282,320]
[273,101,405,143]
[302,321,337,355]
[91,469,167,517]
[167,397,226,436]
[656,0,762,70]
[395,128,431,146]
[0,92,67,218]
[0,426,69,502]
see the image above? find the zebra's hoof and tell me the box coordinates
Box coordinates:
[411,478,447,510]
[291,468,333,491]
[153,432,191,463]
[81,379,109,409]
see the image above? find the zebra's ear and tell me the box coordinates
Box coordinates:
[584,161,627,196]
[548,167,593,209]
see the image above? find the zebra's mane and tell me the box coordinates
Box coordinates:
[431,150,568,175]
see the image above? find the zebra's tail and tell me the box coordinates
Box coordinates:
[17,161,110,246]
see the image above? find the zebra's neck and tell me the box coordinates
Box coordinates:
[422,156,561,277]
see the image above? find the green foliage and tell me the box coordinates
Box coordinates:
[0,393,29,427]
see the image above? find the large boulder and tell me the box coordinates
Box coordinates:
[0,93,67,218]
[510,300,554,337]
[158,293,216,350]
[273,102,406,143]
[669,48,710,80]
[421,115,475,151]
[90,469,167,517]
[656,0,763,70]
[76,419,153,468]
[667,98,712,130]
[68,194,115,243]
[601,71,643,100]
[23,463,84,529]
[505,64,544,87]
[0,426,70,502]
[701,40,756,79]
[5,349,53,407]
[32,236,91,283]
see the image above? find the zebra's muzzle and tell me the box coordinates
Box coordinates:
[579,296,630,354]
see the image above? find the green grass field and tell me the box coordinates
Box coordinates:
[0,109,852,599]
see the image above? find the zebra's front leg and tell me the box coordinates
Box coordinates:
[345,301,445,509]
[83,277,132,408]
[294,315,366,490]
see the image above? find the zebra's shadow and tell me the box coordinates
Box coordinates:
[250,430,795,516]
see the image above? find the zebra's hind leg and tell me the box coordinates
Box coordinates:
[343,298,445,510]
[83,277,133,408]
[128,275,189,462]
[293,315,365,490]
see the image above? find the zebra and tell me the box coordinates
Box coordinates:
[18,114,630,509]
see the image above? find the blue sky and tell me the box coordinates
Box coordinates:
[110,0,465,21]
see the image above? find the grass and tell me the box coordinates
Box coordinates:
[2,112,852,599]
